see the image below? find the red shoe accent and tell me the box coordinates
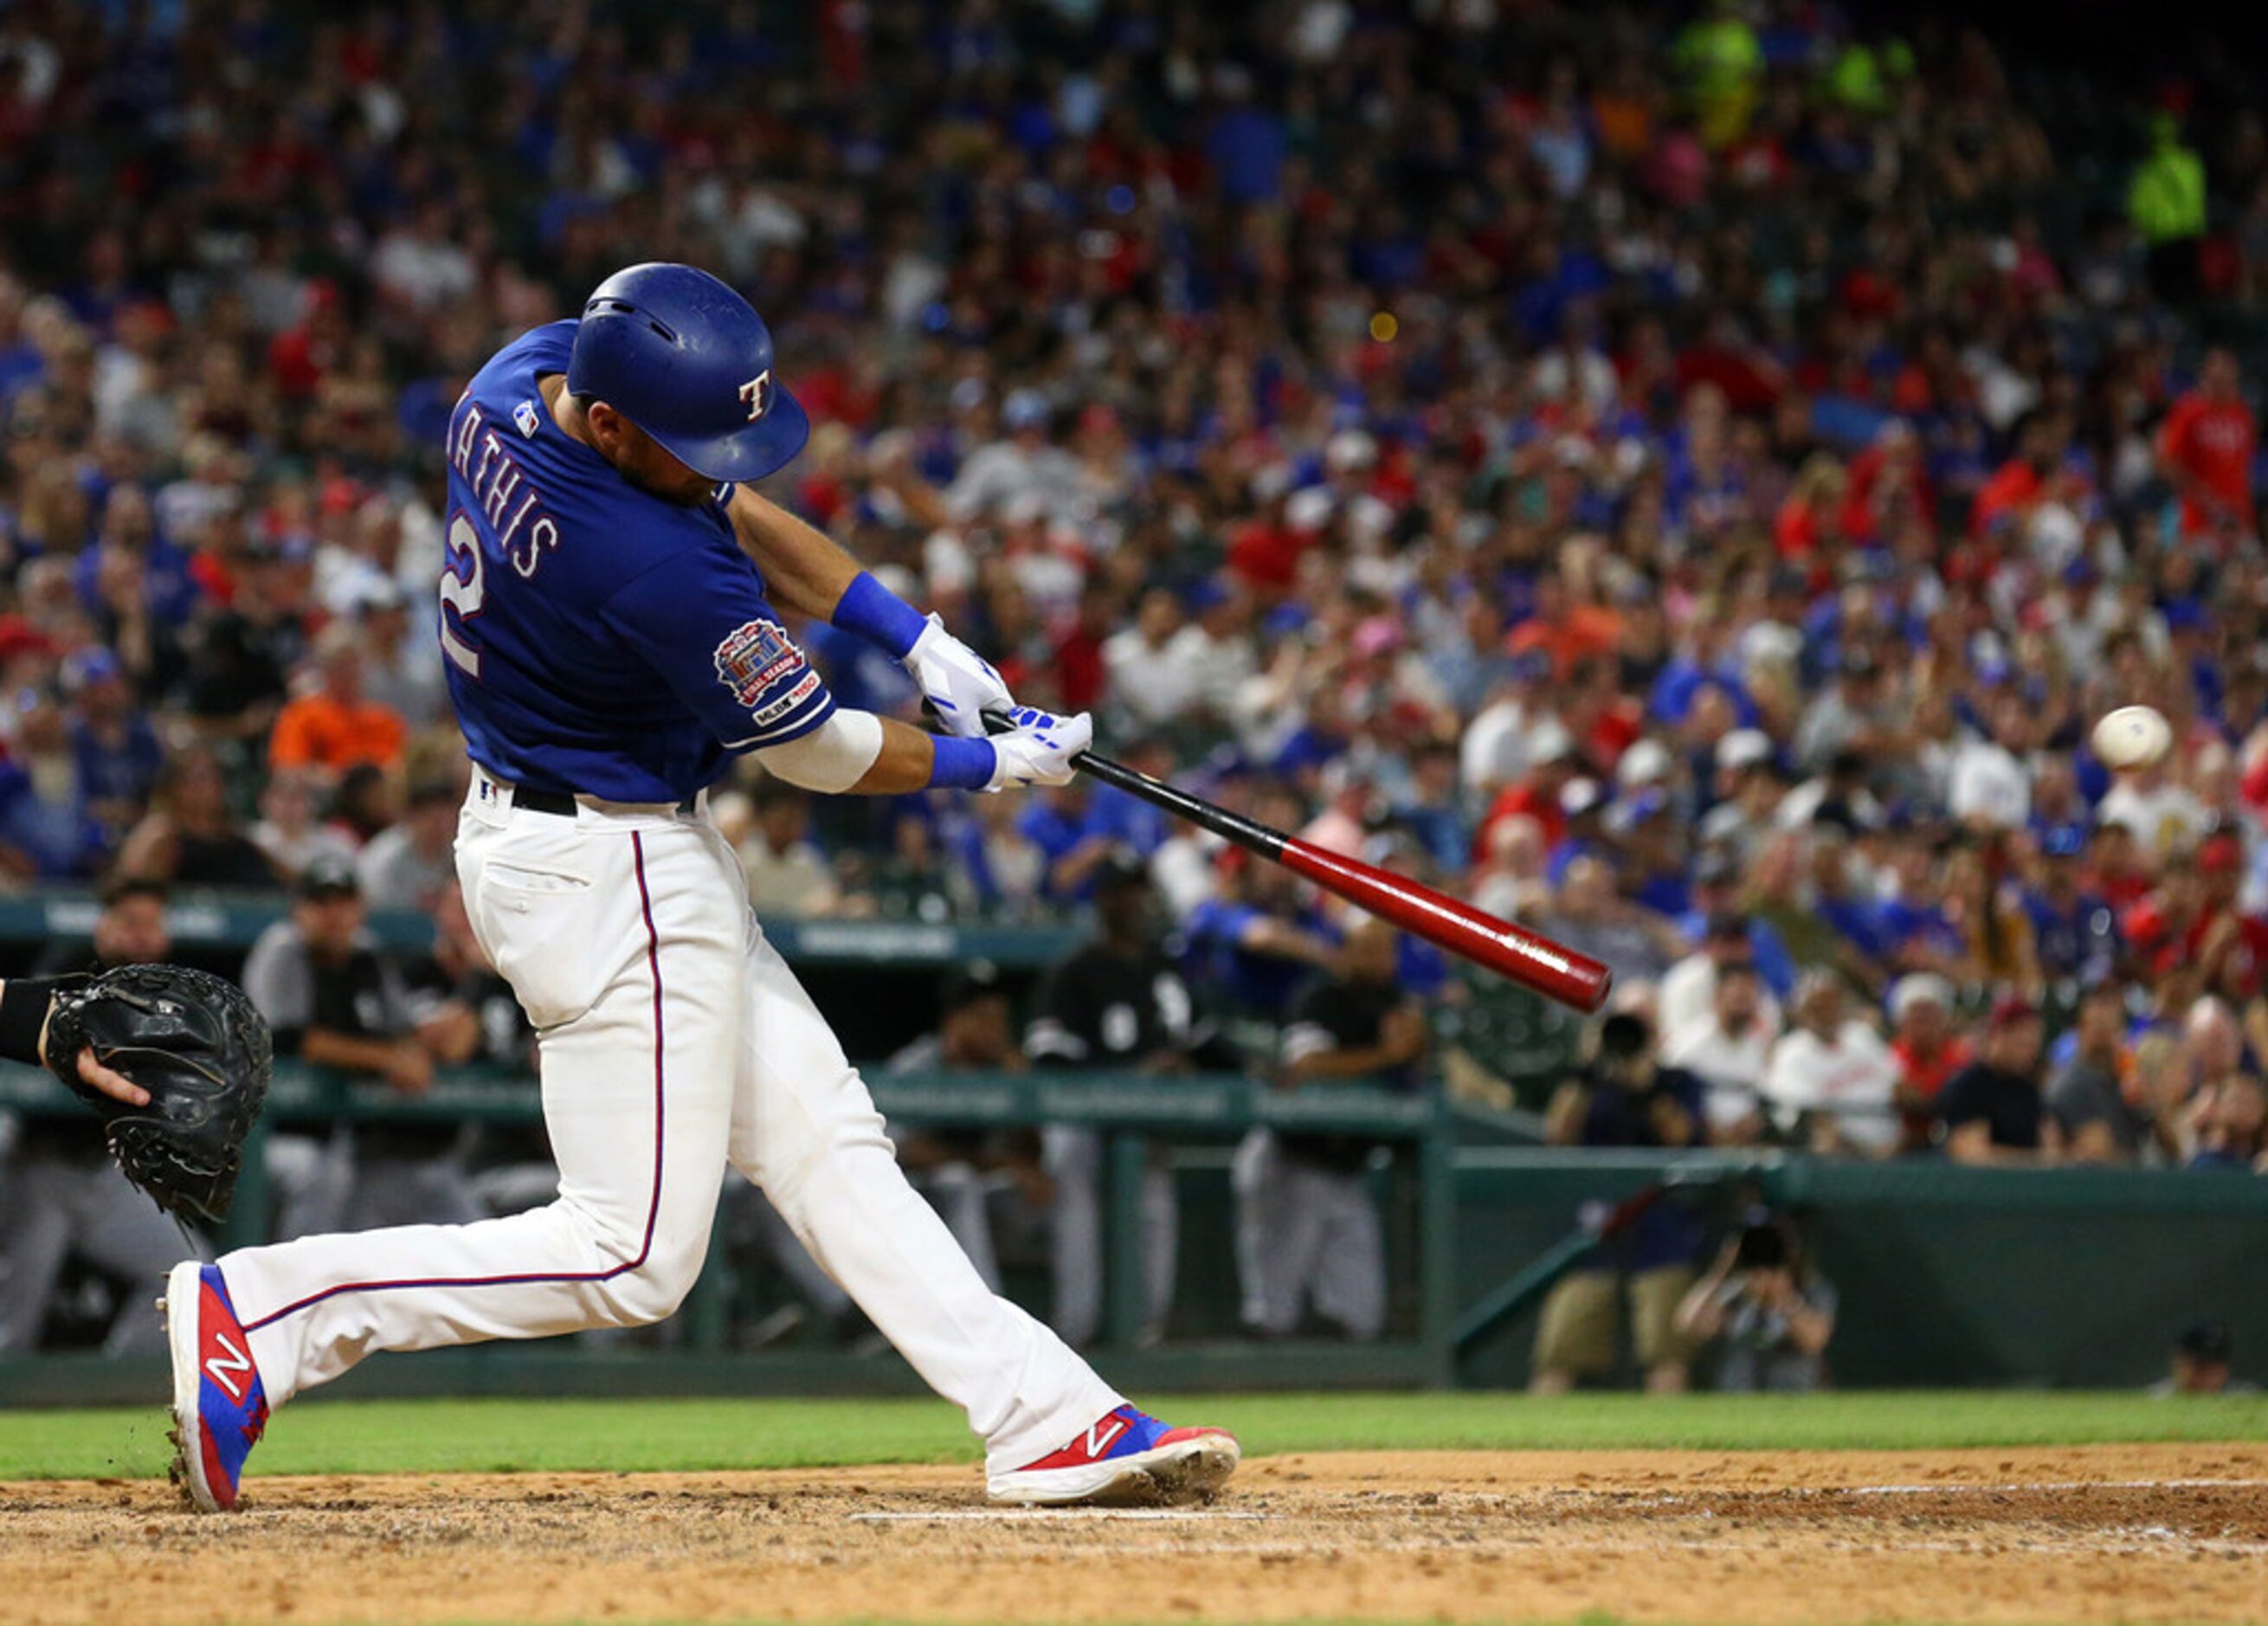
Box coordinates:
[1018,1405,1150,1469]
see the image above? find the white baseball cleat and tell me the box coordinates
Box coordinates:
[987,1404,1240,1507]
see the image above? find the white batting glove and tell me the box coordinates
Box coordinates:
[905,614,1015,738]
[986,707,1092,790]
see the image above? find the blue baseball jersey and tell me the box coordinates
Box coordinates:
[438,322,834,802]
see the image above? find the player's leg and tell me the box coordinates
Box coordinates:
[1530,1269,1618,1395]
[743,1185,854,1321]
[0,1157,75,1352]
[213,815,744,1408]
[1040,1124,1103,1346]
[1630,1263,1698,1394]
[1231,1128,1322,1336]
[1309,1167,1387,1340]
[920,1159,1003,1292]
[343,1155,487,1231]
[268,1130,353,1242]
[720,911,1121,1472]
[1138,1156,1177,1342]
[74,1165,204,1355]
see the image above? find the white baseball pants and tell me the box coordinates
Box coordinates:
[1231,1128,1386,1339]
[0,1152,197,1353]
[1041,1126,1177,1348]
[217,780,1121,1471]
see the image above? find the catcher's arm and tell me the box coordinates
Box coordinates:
[0,976,147,1104]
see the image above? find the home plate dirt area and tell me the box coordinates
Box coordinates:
[3,1444,2265,1625]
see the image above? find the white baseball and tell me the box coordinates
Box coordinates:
[2091,705,2173,770]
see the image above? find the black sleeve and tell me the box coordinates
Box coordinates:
[1027,957,1096,1063]
[1151,959,1238,1068]
[309,952,405,1040]
[1282,978,1334,1033]
[26,942,100,978]
[241,926,312,1055]
[1936,1067,1985,1128]
[1279,978,1346,1065]
[182,614,248,718]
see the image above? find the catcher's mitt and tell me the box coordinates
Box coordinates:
[46,965,272,1225]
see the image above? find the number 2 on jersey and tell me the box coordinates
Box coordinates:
[440,512,485,677]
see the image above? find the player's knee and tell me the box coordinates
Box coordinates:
[590,1247,703,1327]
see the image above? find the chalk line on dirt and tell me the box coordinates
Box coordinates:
[849,1508,1273,1523]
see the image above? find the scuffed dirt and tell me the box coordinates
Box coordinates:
[4,1443,2265,1623]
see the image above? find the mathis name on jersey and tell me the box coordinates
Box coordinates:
[449,400,561,579]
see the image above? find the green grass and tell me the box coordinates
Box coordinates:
[3,1390,2266,1481]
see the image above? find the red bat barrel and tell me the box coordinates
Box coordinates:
[1276,836,1613,1013]
[1057,745,1614,1013]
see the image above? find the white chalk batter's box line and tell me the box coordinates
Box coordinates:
[848,1481,2268,1523]
[1579,1477,2268,1507]
[838,1534,2268,1560]
[851,1509,1274,1523]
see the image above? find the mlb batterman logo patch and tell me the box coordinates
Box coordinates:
[713,618,804,707]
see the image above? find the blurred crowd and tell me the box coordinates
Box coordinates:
[0,0,2258,1339]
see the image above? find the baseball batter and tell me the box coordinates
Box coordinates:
[162,264,1240,1513]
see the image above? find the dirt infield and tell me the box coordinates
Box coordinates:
[5,1442,2265,1624]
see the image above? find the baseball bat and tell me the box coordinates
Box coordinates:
[1068,751,1614,1013]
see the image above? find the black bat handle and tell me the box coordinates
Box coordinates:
[964,707,1288,861]
[1066,752,1288,861]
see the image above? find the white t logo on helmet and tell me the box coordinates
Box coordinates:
[739,370,773,423]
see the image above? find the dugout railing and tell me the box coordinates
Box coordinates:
[0,1057,1463,1405]
[8,1058,2265,1404]
[4,894,2265,1401]
[0,891,1085,967]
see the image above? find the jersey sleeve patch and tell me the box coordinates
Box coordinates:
[713,617,834,745]
[714,617,803,706]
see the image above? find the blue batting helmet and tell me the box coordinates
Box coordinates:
[566,263,809,484]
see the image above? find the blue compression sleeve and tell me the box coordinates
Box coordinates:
[929,735,997,790]
[832,571,928,659]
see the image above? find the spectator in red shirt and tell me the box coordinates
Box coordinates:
[1476,722,1578,859]
[1224,484,1307,599]
[1971,412,2079,538]
[2156,348,2256,539]
[2194,834,2268,1001]
[1839,423,1931,546]
[1886,973,1971,1150]
[1050,583,1116,715]
[1773,454,1847,560]
[2120,852,2212,984]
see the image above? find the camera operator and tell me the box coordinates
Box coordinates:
[1674,1215,1838,1392]
[1530,1011,1706,1394]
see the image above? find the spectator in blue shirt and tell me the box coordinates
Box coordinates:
[1081,739,1178,859]
[0,686,105,881]
[63,646,160,842]
[1180,849,1339,1023]
[1809,833,1894,993]
[1392,742,1471,876]
[2023,825,2120,997]
[1016,777,1115,906]
[1876,831,1966,978]
[1677,848,1796,999]
[1205,83,1286,207]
